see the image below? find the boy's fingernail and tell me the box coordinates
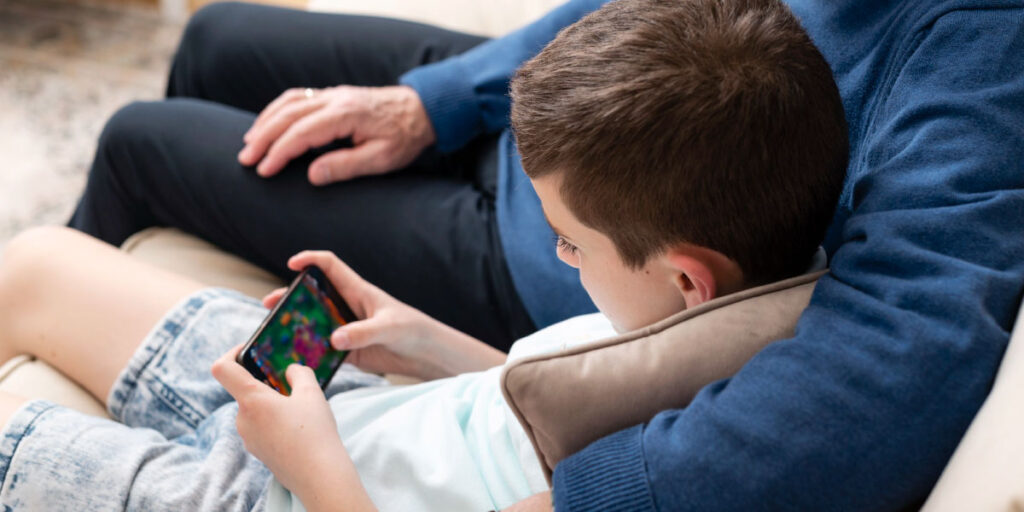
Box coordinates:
[332,330,350,349]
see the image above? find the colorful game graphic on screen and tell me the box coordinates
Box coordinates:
[246,274,349,394]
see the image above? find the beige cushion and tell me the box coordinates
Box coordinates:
[501,270,825,481]
[921,297,1024,511]
[0,355,109,418]
[121,227,283,299]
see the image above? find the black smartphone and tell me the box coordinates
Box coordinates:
[236,266,356,395]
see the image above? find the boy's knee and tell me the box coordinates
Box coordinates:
[0,227,75,286]
[0,227,74,343]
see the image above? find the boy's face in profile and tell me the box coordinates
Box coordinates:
[531,174,690,333]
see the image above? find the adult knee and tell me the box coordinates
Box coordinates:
[96,101,167,164]
[169,2,256,97]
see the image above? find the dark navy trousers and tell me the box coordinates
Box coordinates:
[69,2,535,350]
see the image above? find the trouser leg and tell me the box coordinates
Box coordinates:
[165,2,488,111]
[70,99,533,349]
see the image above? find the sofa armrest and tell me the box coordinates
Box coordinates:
[921,297,1024,510]
[0,356,110,418]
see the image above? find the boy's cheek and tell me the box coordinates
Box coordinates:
[555,247,581,268]
[578,268,624,328]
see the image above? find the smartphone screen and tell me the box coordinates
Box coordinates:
[237,267,355,395]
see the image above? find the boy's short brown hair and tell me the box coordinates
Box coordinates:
[510,0,848,284]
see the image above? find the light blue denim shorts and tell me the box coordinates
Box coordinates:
[0,288,386,511]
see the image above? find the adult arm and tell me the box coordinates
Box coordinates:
[241,0,609,183]
[551,8,1024,510]
[399,0,609,153]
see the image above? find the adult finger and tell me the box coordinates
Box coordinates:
[257,110,354,178]
[240,99,325,169]
[262,288,287,309]
[284,364,320,395]
[307,139,393,185]
[245,88,307,142]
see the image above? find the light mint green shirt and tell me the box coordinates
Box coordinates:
[266,313,616,512]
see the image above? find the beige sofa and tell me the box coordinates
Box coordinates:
[0,0,565,418]
[1,226,1021,510]
[0,1,1020,508]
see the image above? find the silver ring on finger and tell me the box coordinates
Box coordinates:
[303,88,316,100]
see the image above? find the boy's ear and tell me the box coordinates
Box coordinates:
[664,243,747,308]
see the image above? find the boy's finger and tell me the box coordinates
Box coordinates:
[330,320,380,351]
[289,251,361,288]
[286,252,371,317]
[212,344,261,398]
[261,288,287,309]
[285,364,320,394]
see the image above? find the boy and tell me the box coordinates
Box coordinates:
[0,0,846,510]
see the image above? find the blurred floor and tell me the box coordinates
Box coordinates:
[0,0,182,249]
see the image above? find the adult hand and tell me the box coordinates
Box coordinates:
[238,85,436,186]
[263,251,503,381]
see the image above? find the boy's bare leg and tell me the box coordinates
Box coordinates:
[0,391,28,430]
[0,226,204,405]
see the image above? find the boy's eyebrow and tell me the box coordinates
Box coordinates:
[542,212,567,237]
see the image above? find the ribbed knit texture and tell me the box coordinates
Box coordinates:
[400,59,480,153]
[402,1,1024,509]
[552,425,656,511]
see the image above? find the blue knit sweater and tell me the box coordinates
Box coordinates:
[401,1,1024,509]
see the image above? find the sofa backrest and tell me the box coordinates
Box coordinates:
[308,0,567,37]
[921,295,1024,510]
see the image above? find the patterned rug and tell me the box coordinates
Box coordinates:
[0,0,182,249]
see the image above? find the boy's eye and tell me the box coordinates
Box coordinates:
[555,236,579,255]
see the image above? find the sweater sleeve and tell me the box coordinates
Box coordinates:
[552,8,1024,511]
[398,0,609,153]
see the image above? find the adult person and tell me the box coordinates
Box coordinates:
[68,0,1024,510]
[69,1,612,350]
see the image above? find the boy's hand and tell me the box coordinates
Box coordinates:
[505,491,554,512]
[212,345,376,512]
[263,251,506,381]
[212,345,340,493]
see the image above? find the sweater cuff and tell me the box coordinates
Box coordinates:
[399,59,481,154]
[552,425,657,511]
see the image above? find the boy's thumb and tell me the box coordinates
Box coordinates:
[330,320,378,351]
[285,364,318,393]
